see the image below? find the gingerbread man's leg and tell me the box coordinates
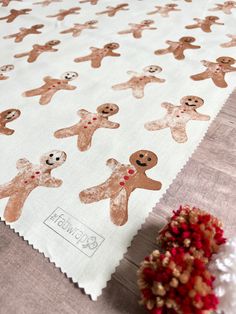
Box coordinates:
[27,51,40,63]
[91,56,103,68]
[14,52,29,59]
[201,24,211,33]
[79,181,111,203]
[211,74,228,88]
[77,130,93,151]
[74,55,92,63]
[185,24,198,30]
[191,71,210,81]
[173,47,185,60]
[110,189,129,226]
[145,119,168,131]
[133,30,142,39]
[39,90,56,105]
[155,48,170,56]
[23,87,46,98]
[170,125,188,143]
[112,81,130,92]
[131,85,145,99]
[0,183,15,199]
[54,125,78,138]
[4,190,30,222]
[0,126,14,135]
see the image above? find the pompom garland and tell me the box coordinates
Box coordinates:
[158,206,226,260]
[138,248,218,314]
[209,238,236,314]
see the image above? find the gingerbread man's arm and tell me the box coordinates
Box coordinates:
[100,119,120,129]
[106,158,121,170]
[77,109,90,117]
[201,60,211,67]
[150,76,166,83]
[188,43,201,49]
[226,65,236,72]
[16,158,32,170]
[192,112,210,121]
[63,83,76,90]
[161,102,174,111]
[41,175,62,187]
[137,175,162,190]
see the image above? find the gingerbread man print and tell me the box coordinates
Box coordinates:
[23,71,78,105]
[209,1,236,14]
[0,150,66,222]
[47,7,81,21]
[80,0,99,4]
[0,64,14,80]
[96,4,129,17]
[221,34,236,48]
[145,96,210,143]
[0,9,32,23]
[185,16,224,33]
[14,40,60,63]
[34,0,62,6]
[74,43,120,68]
[191,57,236,88]
[60,20,98,37]
[155,36,200,60]
[0,0,22,6]
[118,20,157,39]
[4,24,44,43]
[79,150,162,226]
[54,103,120,151]
[147,4,181,17]
[112,65,165,99]
[0,109,21,135]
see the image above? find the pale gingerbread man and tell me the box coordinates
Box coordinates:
[0,109,21,135]
[60,20,98,37]
[112,65,165,99]
[74,43,120,68]
[54,103,120,151]
[145,96,210,143]
[155,36,200,60]
[96,3,129,17]
[221,34,236,48]
[47,7,81,21]
[209,1,236,14]
[118,20,157,38]
[4,24,44,43]
[80,0,99,4]
[22,71,78,105]
[0,150,66,222]
[0,9,32,23]
[0,0,22,6]
[79,150,162,226]
[14,40,60,63]
[0,64,14,80]
[191,56,236,88]
[147,4,181,17]
[34,0,62,6]
[185,16,224,33]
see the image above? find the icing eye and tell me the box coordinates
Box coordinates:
[139,154,144,158]
[56,157,60,161]
[147,157,152,161]
[195,100,198,103]
[110,108,113,111]
[49,153,53,157]
[106,106,109,109]
[188,98,192,101]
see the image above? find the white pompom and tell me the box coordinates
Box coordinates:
[209,238,236,314]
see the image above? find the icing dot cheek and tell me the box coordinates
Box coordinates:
[31,175,35,179]
[84,126,87,129]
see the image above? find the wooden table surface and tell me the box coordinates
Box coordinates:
[0,90,236,314]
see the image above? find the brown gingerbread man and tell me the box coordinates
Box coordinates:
[191,56,236,88]
[185,16,224,33]
[155,36,200,60]
[0,109,21,135]
[54,104,120,151]
[4,24,44,43]
[96,3,129,17]
[147,4,181,17]
[221,34,236,48]
[145,96,210,143]
[34,0,62,6]
[0,0,22,6]
[80,0,99,4]
[60,20,98,37]
[22,71,78,105]
[79,150,162,226]
[118,20,157,38]
[47,7,81,21]
[74,43,120,68]
[0,150,66,222]
[112,65,165,99]
[0,8,32,23]
[14,40,60,63]
[0,64,14,80]
[209,1,236,14]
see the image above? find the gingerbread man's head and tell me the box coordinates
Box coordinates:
[0,64,14,72]
[33,24,44,30]
[97,103,119,117]
[180,36,196,43]
[0,109,21,123]
[46,40,61,47]
[61,71,78,81]
[143,65,162,74]
[40,150,67,170]
[206,16,219,22]
[129,150,158,172]
[104,42,119,50]
[216,56,235,65]
[180,96,204,109]
[140,20,154,26]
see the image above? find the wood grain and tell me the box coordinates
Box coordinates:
[0,90,236,314]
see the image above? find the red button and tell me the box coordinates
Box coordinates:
[93,118,97,120]
[31,175,35,179]
[128,169,134,174]
[88,122,92,124]
[24,181,28,184]
[84,126,87,128]
[119,182,125,186]
[124,176,129,180]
